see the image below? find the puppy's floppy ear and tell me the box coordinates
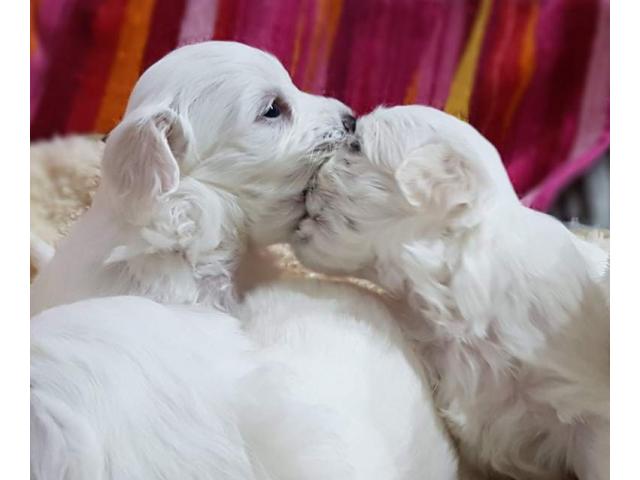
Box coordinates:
[102,107,195,220]
[395,143,478,215]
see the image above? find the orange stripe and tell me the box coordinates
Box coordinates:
[30,0,39,55]
[403,68,420,104]
[302,0,343,90]
[500,2,539,140]
[323,0,344,65]
[301,1,326,89]
[94,0,156,133]
[290,3,308,77]
[445,0,493,120]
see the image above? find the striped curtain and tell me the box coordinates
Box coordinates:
[30,0,609,212]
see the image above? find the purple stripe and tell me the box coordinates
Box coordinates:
[567,0,609,161]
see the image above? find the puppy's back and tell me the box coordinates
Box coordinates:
[31,296,257,480]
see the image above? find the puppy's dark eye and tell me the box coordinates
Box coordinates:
[263,102,281,118]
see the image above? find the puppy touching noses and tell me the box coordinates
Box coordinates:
[31,41,358,314]
[291,104,611,480]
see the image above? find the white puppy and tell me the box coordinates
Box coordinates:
[31,41,354,314]
[292,105,610,480]
[31,287,459,479]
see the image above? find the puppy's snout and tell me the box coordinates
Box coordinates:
[341,114,356,134]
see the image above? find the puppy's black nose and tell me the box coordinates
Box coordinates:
[342,114,356,134]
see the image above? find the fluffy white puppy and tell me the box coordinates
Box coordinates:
[31,41,354,314]
[292,105,610,480]
[31,288,459,479]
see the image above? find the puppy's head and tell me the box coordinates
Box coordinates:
[291,105,517,275]
[101,41,353,246]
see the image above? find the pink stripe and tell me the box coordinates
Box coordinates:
[178,0,217,45]
[408,7,445,104]
[227,0,305,71]
[30,49,48,120]
[38,0,74,32]
[430,3,469,109]
[566,0,609,161]
[522,131,609,210]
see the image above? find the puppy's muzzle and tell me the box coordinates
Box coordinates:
[341,114,356,134]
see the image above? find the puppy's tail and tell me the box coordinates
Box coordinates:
[31,233,55,273]
[31,392,103,480]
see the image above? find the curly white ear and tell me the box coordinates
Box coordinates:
[102,107,195,221]
[395,143,478,215]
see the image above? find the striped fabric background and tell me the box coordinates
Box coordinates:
[30,0,609,212]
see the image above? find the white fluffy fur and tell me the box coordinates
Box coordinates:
[293,105,610,479]
[31,284,458,479]
[31,297,258,480]
[31,41,352,315]
[237,279,458,479]
[31,45,458,479]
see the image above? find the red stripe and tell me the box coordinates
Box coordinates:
[65,0,128,134]
[141,0,187,71]
[324,1,356,107]
[470,0,535,149]
[327,0,434,114]
[31,0,103,140]
[213,0,239,40]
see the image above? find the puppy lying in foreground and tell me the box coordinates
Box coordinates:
[32,285,458,480]
[31,44,458,478]
[293,105,610,480]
